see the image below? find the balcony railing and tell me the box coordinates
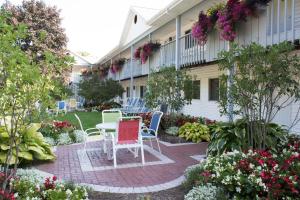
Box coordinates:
[114,0,300,80]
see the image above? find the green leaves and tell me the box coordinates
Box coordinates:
[78,77,124,106]
[145,66,193,112]
[0,123,55,165]
[178,122,210,143]
[217,42,300,149]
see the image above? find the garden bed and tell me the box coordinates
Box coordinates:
[159,131,190,144]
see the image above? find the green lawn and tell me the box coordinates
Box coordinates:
[55,111,102,130]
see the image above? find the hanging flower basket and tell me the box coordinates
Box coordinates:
[134,42,161,64]
[110,58,126,74]
[191,0,271,43]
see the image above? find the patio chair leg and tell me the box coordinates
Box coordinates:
[103,131,107,153]
[113,147,117,168]
[141,146,145,165]
[134,147,139,158]
[156,138,161,154]
[150,138,153,148]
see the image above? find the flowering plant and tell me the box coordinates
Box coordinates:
[110,58,126,74]
[9,171,89,200]
[134,42,161,64]
[192,0,271,42]
[193,138,300,199]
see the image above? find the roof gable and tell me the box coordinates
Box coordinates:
[119,8,152,46]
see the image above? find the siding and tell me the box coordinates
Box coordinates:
[181,64,227,121]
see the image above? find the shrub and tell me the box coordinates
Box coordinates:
[179,122,210,143]
[138,112,152,127]
[72,130,87,143]
[0,123,55,165]
[57,133,72,145]
[207,119,289,156]
[194,138,300,199]
[184,184,227,200]
[10,170,89,200]
[165,126,179,136]
[184,163,206,190]
[161,114,199,130]
[44,137,56,146]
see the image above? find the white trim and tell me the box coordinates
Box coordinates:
[77,145,174,172]
[158,140,196,146]
[190,154,206,161]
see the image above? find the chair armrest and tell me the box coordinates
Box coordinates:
[85,128,101,135]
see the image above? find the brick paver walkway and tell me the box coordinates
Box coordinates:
[35,140,207,193]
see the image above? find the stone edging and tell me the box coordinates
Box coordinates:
[32,168,186,194]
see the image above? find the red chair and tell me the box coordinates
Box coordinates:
[111,116,144,168]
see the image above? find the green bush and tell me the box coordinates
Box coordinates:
[178,122,210,143]
[0,123,55,165]
[165,126,179,136]
[183,163,206,190]
[207,119,289,156]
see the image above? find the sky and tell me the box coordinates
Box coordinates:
[0,0,173,61]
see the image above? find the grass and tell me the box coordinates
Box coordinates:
[55,111,102,130]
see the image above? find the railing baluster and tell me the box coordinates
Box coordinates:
[271,0,274,45]
[292,0,295,41]
[284,0,288,40]
[277,0,280,43]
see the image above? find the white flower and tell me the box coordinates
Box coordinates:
[236,187,241,193]
[66,189,72,196]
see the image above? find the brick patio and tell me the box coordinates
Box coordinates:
[35,140,207,193]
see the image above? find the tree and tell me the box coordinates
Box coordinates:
[4,0,68,61]
[218,42,300,149]
[78,75,124,106]
[0,10,71,191]
[3,0,74,101]
[145,66,193,112]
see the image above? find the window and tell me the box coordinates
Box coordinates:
[134,15,138,24]
[192,80,200,99]
[140,85,146,98]
[126,87,130,98]
[209,78,219,101]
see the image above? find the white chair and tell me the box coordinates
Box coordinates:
[74,114,101,150]
[102,109,122,153]
[111,116,144,168]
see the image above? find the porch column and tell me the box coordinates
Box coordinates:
[130,45,134,98]
[227,42,234,122]
[148,33,152,78]
[175,15,181,70]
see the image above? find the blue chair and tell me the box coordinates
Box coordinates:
[56,101,67,115]
[141,111,163,153]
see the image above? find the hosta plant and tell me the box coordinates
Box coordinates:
[178,122,210,143]
[0,123,55,165]
[207,119,288,156]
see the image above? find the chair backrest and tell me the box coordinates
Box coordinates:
[102,109,122,123]
[58,101,66,110]
[117,117,142,144]
[149,111,163,136]
[69,98,77,108]
[131,98,139,107]
[74,114,84,132]
[127,98,133,106]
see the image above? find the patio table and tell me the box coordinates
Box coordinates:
[96,122,117,160]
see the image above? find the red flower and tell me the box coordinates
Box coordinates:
[258,159,264,166]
